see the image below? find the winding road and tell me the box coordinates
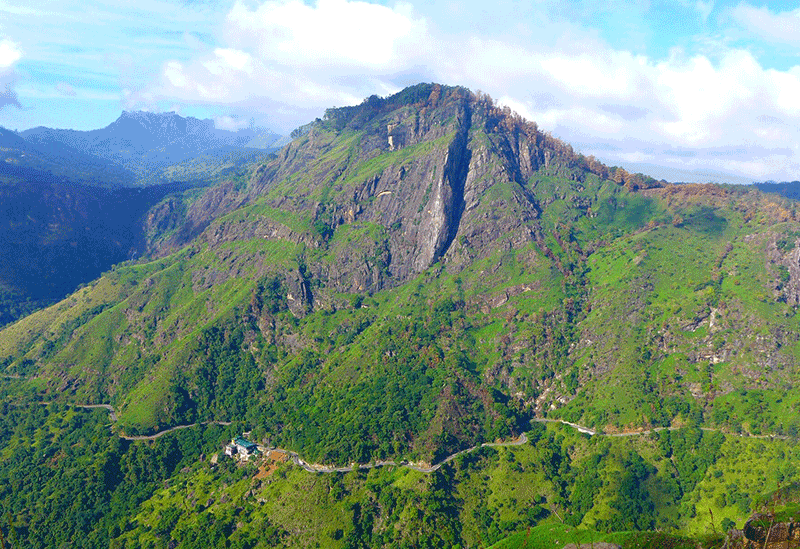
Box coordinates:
[33,401,795,474]
[275,419,789,473]
[76,404,532,472]
[283,432,530,474]
[66,403,232,440]
[531,418,790,441]
[120,421,233,441]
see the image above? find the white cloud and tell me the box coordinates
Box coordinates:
[128,0,427,127]
[224,0,426,69]
[164,61,189,90]
[730,3,800,47]
[0,36,21,110]
[540,51,648,99]
[208,49,253,75]
[214,115,249,131]
[496,95,535,123]
[0,37,21,69]
[124,0,800,181]
[456,37,800,181]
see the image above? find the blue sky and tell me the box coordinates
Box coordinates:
[1,0,799,183]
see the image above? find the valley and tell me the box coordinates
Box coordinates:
[0,112,280,327]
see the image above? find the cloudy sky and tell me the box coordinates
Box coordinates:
[1,0,799,183]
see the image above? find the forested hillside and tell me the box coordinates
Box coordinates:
[2,83,800,547]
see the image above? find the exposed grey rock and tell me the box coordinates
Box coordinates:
[146,84,575,302]
[723,513,800,548]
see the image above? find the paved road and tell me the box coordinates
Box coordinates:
[531,417,790,441]
[68,403,232,440]
[48,402,796,473]
[282,432,529,474]
[532,418,597,435]
[121,421,233,441]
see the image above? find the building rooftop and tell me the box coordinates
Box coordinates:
[233,437,257,449]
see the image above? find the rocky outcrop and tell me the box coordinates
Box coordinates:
[766,232,800,305]
[146,179,250,255]
[412,101,471,271]
[142,84,585,302]
[724,513,800,548]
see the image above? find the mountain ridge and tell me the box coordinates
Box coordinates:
[3,83,800,464]
[18,110,282,184]
[0,110,282,326]
[4,82,800,549]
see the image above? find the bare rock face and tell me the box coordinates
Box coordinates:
[284,268,313,317]
[146,179,250,255]
[247,85,564,294]
[144,83,589,305]
[779,241,800,305]
[723,513,800,548]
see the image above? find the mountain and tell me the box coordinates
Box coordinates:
[0,112,282,326]
[4,82,799,445]
[754,180,800,201]
[19,111,282,184]
[2,83,800,547]
[1,125,137,187]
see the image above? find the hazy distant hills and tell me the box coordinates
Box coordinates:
[0,112,282,326]
[1,125,137,187]
[753,180,800,201]
[15,111,282,187]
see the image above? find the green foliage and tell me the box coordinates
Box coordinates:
[7,83,800,549]
[600,452,656,532]
[0,397,235,549]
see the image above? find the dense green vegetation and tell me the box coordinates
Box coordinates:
[1,387,795,549]
[4,84,800,547]
[0,388,240,548]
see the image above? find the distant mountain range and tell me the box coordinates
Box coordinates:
[0,111,282,325]
[0,125,135,187]
[3,111,283,187]
[753,180,800,201]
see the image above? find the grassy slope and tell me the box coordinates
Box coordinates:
[3,167,800,454]
[3,88,800,470]
[537,185,800,434]
[100,421,800,549]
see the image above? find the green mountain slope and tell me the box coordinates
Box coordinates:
[0,177,212,328]
[2,83,800,468]
[2,398,795,549]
